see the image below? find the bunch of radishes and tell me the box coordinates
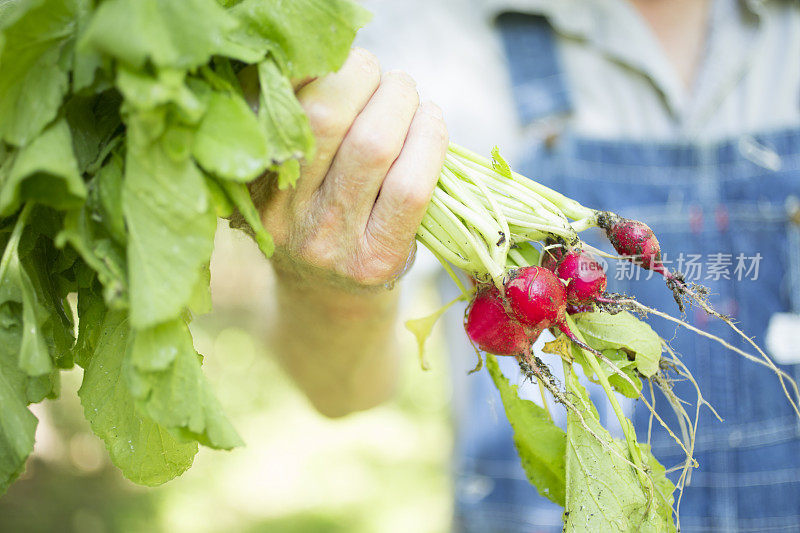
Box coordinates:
[411,144,800,525]
[466,217,661,358]
[417,143,799,420]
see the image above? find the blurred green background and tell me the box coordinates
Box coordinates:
[0,224,454,533]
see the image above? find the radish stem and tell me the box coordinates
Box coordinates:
[563,314,648,489]
[0,203,32,283]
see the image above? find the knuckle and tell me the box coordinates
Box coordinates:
[401,182,435,211]
[304,101,345,139]
[296,208,344,269]
[350,128,399,168]
[299,240,337,271]
[360,225,409,278]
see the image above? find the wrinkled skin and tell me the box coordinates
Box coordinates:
[248,48,449,417]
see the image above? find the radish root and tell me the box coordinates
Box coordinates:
[597,293,800,419]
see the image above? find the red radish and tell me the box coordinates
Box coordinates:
[465,287,534,356]
[505,266,604,356]
[599,214,667,274]
[598,212,690,310]
[555,251,607,304]
[505,266,567,331]
[541,246,564,272]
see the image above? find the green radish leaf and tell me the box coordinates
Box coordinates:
[126,318,243,450]
[116,67,206,125]
[0,0,28,26]
[74,284,107,368]
[405,296,463,370]
[486,354,566,506]
[641,443,678,530]
[78,311,198,486]
[188,263,213,317]
[129,319,184,372]
[230,0,372,79]
[603,348,642,399]
[0,119,85,217]
[64,92,123,173]
[572,311,662,377]
[193,91,270,182]
[56,155,128,310]
[0,212,68,493]
[0,302,39,495]
[257,59,315,176]
[491,146,513,179]
[57,208,128,310]
[81,0,248,70]
[561,341,643,399]
[564,370,675,532]
[275,159,301,191]
[93,152,127,246]
[204,175,235,219]
[20,232,76,369]
[0,0,81,146]
[123,115,217,328]
[71,0,102,92]
[213,179,274,258]
[0,237,54,377]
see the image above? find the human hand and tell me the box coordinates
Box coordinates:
[259,48,449,295]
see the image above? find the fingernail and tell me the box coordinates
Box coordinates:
[420,100,443,119]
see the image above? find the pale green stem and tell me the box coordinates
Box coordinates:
[422,206,475,264]
[447,143,595,221]
[563,314,648,489]
[445,155,571,231]
[417,225,472,270]
[0,203,33,283]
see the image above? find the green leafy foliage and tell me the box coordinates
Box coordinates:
[0,119,86,217]
[0,0,370,491]
[126,318,244,449]
[572,311,663,377]
[0,301,40,493]
[0,0,83,146]
[601,348,642,399]
[193,91,271,182]
[230,0,371,78]
[82,0,246,70]
[78,311,198,486]
[257,60,316,172]
[490,146,513,179]
[122,115,218,328]
[486,355,566,505]
[404,296,464,370]
[0,205,70,493]
[563,370,675,532]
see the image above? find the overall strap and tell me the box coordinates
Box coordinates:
[495,12,573,125]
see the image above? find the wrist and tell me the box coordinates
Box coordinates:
[271,260,399,323]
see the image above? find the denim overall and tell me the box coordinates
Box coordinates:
[448,13,800,532]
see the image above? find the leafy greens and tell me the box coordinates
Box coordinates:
[0,0,370,492]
